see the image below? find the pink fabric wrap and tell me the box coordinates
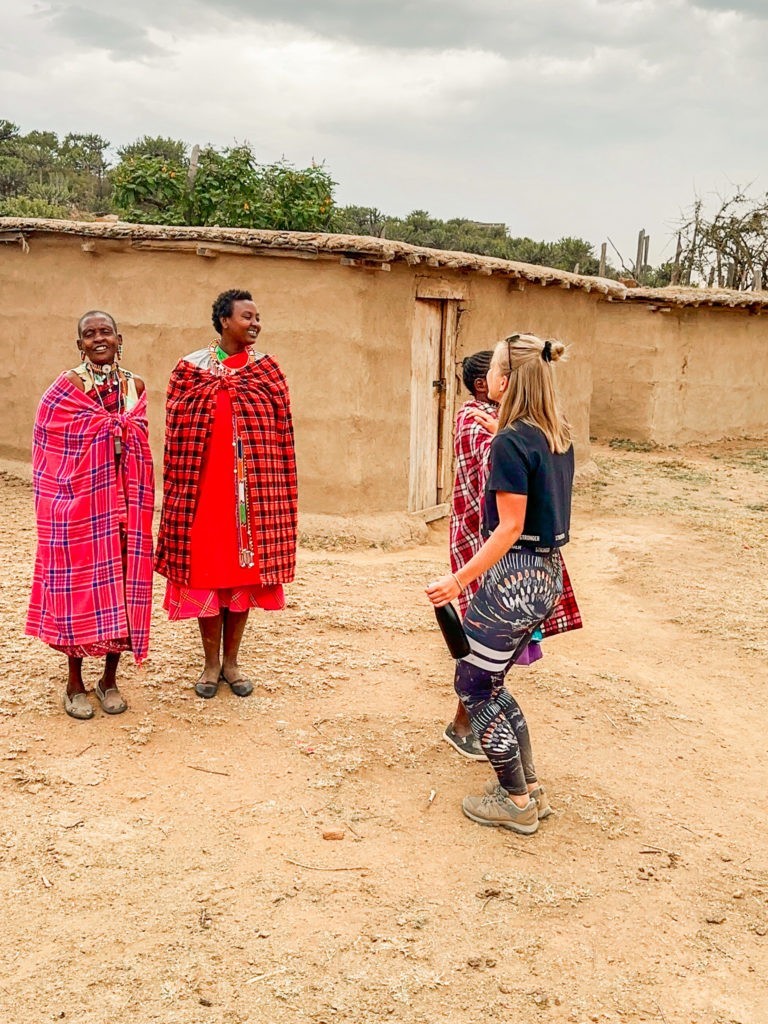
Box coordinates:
[26,375,155,662]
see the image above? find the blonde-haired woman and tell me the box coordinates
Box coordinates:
[426,333,574,835]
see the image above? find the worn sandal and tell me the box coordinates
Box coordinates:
[95,681,128,715]
[194,675,219,699]
[63,691,94,720]
[219,672,253,697]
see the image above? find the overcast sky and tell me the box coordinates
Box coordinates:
[3,0,765,264]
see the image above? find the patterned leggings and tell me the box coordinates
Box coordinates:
[454,549,562,796]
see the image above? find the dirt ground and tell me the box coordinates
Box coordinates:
[1,440,767,1024]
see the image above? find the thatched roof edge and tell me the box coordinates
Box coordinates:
[0,217,625,297]
[622,285,768,310]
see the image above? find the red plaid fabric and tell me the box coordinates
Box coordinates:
[26,377,155,661]
[155,354,298,586]
[450,399,496,616]
[163,582,285,620]
[541,560,582,637]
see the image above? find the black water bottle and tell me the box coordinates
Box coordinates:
[434,602,471,659]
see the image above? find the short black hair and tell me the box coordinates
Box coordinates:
[78,310,117,337]
[212,289,253,335]
[461,350,494,393]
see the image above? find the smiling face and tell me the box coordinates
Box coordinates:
[221,299,262,350]
[77,313,121,367]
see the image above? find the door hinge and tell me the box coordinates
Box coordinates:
[432,378,446,392]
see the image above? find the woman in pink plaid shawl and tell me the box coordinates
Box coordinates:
[26,312,155,721]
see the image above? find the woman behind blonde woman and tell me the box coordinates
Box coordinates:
[426,333,574,835]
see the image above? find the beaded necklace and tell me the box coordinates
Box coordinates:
[207,341,258,377]
[81,360,127,457]
[207,341,256,568]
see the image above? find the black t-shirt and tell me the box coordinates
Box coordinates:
[483,421,574,549]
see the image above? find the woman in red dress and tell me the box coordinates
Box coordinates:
[156,290,298,698]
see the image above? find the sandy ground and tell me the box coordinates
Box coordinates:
[1,441,767,1024]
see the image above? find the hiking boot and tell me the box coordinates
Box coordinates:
[484,780,553,820]
[462,785,539,835]
[529,786,553,820]
[442,723,486,761]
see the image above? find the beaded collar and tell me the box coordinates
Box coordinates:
[207,341,257,377]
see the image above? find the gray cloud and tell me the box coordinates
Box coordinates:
[4,0,767,263]
[692,0,768,14]
[40,3,170,59]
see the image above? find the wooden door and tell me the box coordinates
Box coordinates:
[408,299,459,515]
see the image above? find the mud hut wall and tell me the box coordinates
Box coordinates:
[592,302,768,444]
[453,277,597,467]
[0,236,414,514]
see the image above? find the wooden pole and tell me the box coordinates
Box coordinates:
[642,234,650,281]
[635,229,645,281]
[599,242,607,277]
[685,217,699,286]
[187,144,200,189]
[754,265,763,291]
[670,233,682,285]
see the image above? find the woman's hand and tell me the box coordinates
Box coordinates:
[469,410,498,434]
[425,574,461,608]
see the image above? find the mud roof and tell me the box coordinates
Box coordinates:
[616,285,768,311]
[0,217,623,296]
[5,219,767,310]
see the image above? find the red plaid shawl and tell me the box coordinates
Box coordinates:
[541,560,582,638]
[155,354,297,586]
[450,399,496,617]
[26,376,155,661]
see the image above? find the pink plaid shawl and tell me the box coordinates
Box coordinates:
[26,376,155,662]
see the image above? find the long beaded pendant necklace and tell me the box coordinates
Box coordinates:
[208,342,256,569]
[84,360,126,458]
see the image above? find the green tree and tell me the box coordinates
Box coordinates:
[255,160,336,231]
[336,205,388,236]
[112,154,188,224]
[644,261,674,288]
[0,195,69,218]
[117,135,187,165]
[112,142,337,231]
[0,123,112,214]
[59,132,111,209]
[0,121,31,198]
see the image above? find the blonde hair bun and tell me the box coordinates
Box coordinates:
[547,339,567,363]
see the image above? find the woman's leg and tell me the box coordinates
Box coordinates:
[221,609,253,697]
[452,699,473,737]
[456,663,532,802]
[95,652,128,713]
[67,656,85,697]
[457,551,560,802]
[102,652,121,689]
[63,656,93,719]
[196,613,223,697]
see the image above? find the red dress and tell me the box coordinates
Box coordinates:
[163,351,285,619]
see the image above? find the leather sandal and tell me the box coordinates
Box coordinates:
[219,672,253,697]
[194,675,220,699]
[95,681,128,715]
[63,691,94,720]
